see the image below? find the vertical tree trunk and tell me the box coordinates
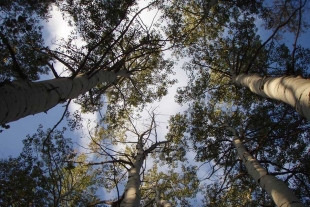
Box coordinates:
[226,126,304,207]
[0,70,128,125]
[120,142,144,207]
[233,74,310,120]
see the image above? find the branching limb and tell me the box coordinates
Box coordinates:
[47,62,60,78]
[245,1,307,74]
[0,31,28,80]
[41,48,76,74]
[43,99,72,148]
[290,0,303,74]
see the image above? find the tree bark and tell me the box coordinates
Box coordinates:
[233,74,310,120]
[157,199,172,207]
[226,126,304,207]
[0,70,128,125]
[120,142,144,207]
[155,187,172,207]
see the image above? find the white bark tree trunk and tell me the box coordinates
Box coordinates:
[157,199,172,207]
[226,126,304,207]
[120,142,144,207]
[233,74,310,120]
[155,187,172,207]
[0,70,128,125]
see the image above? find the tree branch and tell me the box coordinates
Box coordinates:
[244,1,307,74]
[0,31,28,80]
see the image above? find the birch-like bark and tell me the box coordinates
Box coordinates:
[157,200,172,207]
[120,135,168,207]
[0,70,129,125]
[155,187,172,207]
[233,74,310,120]
[120,141,144,207]
[226,126,304,207]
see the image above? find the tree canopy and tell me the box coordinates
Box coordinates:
[1,0,310,206]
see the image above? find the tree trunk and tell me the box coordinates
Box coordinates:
[157,200,172,207]
[155,187,172,207]
[226,126,304,207]
[233,74,310,120]
[120,142,144,207]
[0,70,128,125]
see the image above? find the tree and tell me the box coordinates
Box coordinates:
[225,125,304,207]
[0,0,176,126]
[158,0,265,53]
[161,0,310,196]
[0,157,48,206]
[233,73,310,120]
[75,109,199,207]
[0,126,102,206]
[167,100,310,205]
[160,0,310,118]
[0,69,126,125]
[140,164,199,207]
[158,2,310,202]
[157,1,309,202]
[0,0,57,81]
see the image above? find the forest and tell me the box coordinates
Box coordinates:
[0,0,310,206]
